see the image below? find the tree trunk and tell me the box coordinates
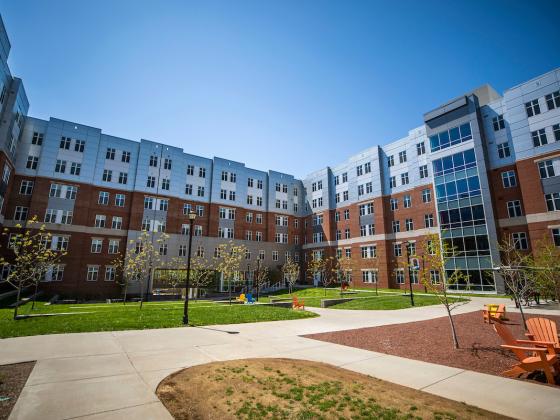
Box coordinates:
[139,280,144,310]
[31,280,39,310]
[123,281,128,305]
[516,295,528,330]
[228,278,232,305]
[14,284,22,320]
[446,306,459,349]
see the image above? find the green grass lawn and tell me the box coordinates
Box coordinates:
[329,294,466,310]
[0,300,317,338]
[261,287,378,307]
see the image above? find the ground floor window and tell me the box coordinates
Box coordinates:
[395,269,405,284]
[361,270,377,283]
[552,228,560,247]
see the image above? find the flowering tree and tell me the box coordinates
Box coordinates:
[307,253,335,296]
[0,217,66,319]
[530,238,560,303]
[116,231,168,308]
[282,256,300,294]
[420,234,470,349]
[253,262,269,301]
[214,241,247,304]
[333,253,354,296]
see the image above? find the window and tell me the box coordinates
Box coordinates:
[105,266,116,282]
[106,148,115,160]
[194,225,202,236]
[187,165,194,175]
[342,172,348,183]
[359,202,374,216]
[424,214,434,228]
[401,172,409,185]
[159,199,169,211]
[501,170,517,188]
[361,245,376,258]
[114,193,125,207]
[70,162,82,176]
[91,239,103,253]
[545,192,560,211]
[344,209,350,220]
[344,228,350,239]
[525,99,541,117]
[257,179,263,189]
[538,160,555,179]
[197,186,205,197]
[545,90,560,111]
[356,165,363,176]
[60,136,71,150]
[159,243,168,256]
[405,218,413,231]
[112,216,122,229]
[497,142,511,158]
[32,132,43,145]
[362,270,378,284]
[416,142,425,155]
[199,167,207,178]
[512,232,528,250]
[144,197,154,209]
[507,200,522,218]
[419,165,428,179]
[103,169,112,182]
[44,209,56,223]
[108,240,119,254]
[98,191,109,205]
[554,124,560,142]
[392,220,400,233]
[390,198,398,211]
[492,114,505,131]
[399,150,407,163]
[387,155,394,167]
[403,195,411,208]
[179,245,187,257]
[95,214,106,228]
[532,129,548,147]
[26,156,38,169]
[161,178,170,190]
[422,188,431,203]
[389,176,396,188]
[164,158,172,170]
[14,206,28,221]
[122,151,130,163]
[429,122,472,152]
[87,266,99,281]
[430,270,440,284]
[149,155,158,167]
[118,172,128,184]
[551,228,560,247]
[222,171,228,181]
[256,196,263,206]
[364,162,371,173]
[146,176,155,188]
[393,243,402,257]
[334,175,339,186]
[360,224,375,236]
[395,269,405,284]
[19,180,34,195]
[73,140,85,152]
[55,160,66,173]
[229,173,236,183]
[229,191,236,201]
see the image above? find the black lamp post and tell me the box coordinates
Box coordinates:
[182,211,196,325]
[404,241,415,306]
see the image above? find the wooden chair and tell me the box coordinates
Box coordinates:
[526,317,560,354]
[493,321,559,384]
[482,304,507,323]
[292,296,305,310]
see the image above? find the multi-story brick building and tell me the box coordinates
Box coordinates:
[0,15,559,297]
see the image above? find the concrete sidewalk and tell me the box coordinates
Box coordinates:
[2,298,560,419]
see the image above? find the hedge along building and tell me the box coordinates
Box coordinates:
[0,14,559,297]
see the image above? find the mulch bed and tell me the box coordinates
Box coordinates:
[0,362,35,420]
[305,311,560,386]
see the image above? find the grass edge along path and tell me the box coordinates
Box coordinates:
[0,300,317,338]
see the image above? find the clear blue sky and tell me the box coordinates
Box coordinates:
[1,0,559,178]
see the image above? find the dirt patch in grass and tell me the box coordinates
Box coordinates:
[306,311,560,386]
[0,361,35,420]
[157,358,509,419]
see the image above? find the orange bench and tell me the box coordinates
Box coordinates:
[482,304,507,324]
[292,296,305,310]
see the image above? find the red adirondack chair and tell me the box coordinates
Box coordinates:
[526,317,560,354]
[493,321,559,384]
[292,296,305,310]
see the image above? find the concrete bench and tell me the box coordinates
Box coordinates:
[320,297,355,308]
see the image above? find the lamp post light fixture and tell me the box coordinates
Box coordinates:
[182,210,197,325]
[404,241,415,307]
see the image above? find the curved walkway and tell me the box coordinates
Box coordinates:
[1,297,560,419]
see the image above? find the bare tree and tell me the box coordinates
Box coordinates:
[253,262,269,301]
[530,238,560,303]
[420,234,471,349]
[282,256,300,295]
[496,237,534,330]
[307,253,336,296]
[0,217,65,319]
[332,254,353,296]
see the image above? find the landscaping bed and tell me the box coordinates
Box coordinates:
[0,362,35,420]
[306,311,560,385]
[156,358,507,419]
